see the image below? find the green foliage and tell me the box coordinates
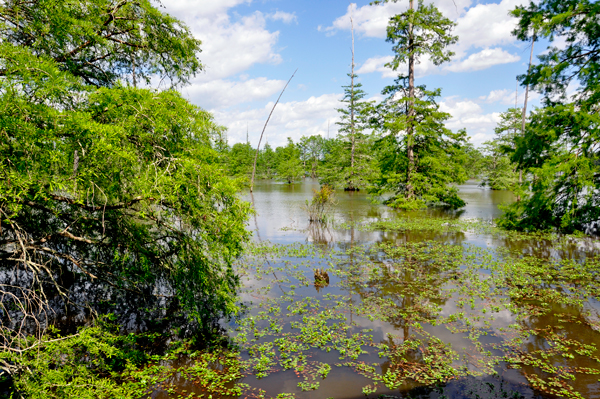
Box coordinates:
[460,143,484,180]
[2,321,161,398]
[498,103,600,232]
[383,0,458,70]
[511,0,600,103]
[0,0,202,87]
[481,108,521,190]
[500,0,600,232]
[373,86,469,209]
[481,143,517,191]
[0,0,250,347]
[297,135,325,179]
[368,0,465,209]
[228,142,255,178]
[276,138,304,184]
[320,71,378,190]
[257,142,278,179]
[318,134,379,190]
[303,185,336,223]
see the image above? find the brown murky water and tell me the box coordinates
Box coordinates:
[246,179,515,245]
[151,179,600,399]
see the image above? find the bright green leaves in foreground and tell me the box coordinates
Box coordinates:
[0,0,202,87]
[1,69,250,325]
[0,0,250,355]
[501,101,600,233]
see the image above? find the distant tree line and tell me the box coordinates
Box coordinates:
[225,0,600,235]
[220,132,481,200]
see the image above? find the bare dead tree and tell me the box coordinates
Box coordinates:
[250,69,297,192]
[518,33,536,199]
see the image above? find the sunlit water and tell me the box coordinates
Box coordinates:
[245,179,514,245]
[151,179,600,399]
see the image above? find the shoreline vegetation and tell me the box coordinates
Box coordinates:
[2,0,600,397]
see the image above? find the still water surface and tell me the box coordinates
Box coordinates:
[155,179,600,399]
[246,179,514,245]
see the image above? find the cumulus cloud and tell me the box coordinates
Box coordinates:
[268,11,297,24]
[480,89,513,104]
[324,0,524,76]
[452,0,523,57]
[162,1,282,80]
[479,88,540,106]
[446,48,520,72]
[441,98,483,118]
[183,77,287,109]
[356,56,395,78]
[440,97,501,146]
[326,0,472,38]
[358,48,520,78]
[357,55,439,79]
[213,94,343,147]
[323,2,405,38]
[159,0,250,18]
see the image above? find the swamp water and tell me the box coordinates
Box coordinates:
[152,179,600,399]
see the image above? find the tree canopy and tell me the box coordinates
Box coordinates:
[369,0,465,209]
[0,0,249,349]
[0,0,202,87]
[500,0,600,233]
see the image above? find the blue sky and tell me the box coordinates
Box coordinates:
[161,0,544,148]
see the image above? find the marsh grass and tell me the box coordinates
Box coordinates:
[303,185,336,223]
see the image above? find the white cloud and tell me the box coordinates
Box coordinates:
[326,0,472,38]
[356,56,395,78]
[324,0,526,75]
[195,12,282,79]
[325,2,405,38]
[446,48,520,72]
[480,89,513,104]
[357,55,439,79]
[213,94,343,147]
[183,77,287,109]
[162,1,282,80]
[440,97,501,146]
[159,0,250,18]
[441,98,483,118]
[479,88,541,107]
[452,0,523,57]
[268,11,297,24]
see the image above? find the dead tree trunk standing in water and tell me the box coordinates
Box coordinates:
[518,33,535,201]
[250,69,297,192]
[406,0,416,200]
[350,16,356,187]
